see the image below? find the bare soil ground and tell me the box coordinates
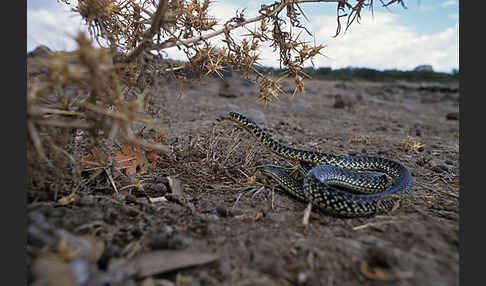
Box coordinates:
[27,71,459,286]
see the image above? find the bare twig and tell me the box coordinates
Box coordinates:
[27,120,48,162]
[124,0,169,63]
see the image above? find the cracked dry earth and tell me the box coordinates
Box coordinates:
[27,74,459,286]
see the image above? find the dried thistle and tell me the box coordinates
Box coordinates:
[60,0,403,101]
[400,136,425,153]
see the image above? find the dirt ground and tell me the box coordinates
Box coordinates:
[27,70,459,285]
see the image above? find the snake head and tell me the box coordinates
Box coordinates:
[228,111,259,129]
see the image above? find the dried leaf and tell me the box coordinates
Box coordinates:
[145,150,160,168]
[113,144,148,178]
[81,147,110,171]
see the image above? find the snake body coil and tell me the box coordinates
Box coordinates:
[229,111,413,217]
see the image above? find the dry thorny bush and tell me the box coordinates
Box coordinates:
[27,0,406,200]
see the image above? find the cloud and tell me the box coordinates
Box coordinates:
[302,12,459,72]
[190,6,459,72]
[448,14,459,20]
[419,0,458,12]
[27,2,87,51]
[441,0,458,8]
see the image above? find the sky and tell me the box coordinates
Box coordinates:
[27,0,459,73]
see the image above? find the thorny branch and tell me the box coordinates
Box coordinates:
[60,0,406,103]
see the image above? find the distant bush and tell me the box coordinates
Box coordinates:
[298,66,459,82]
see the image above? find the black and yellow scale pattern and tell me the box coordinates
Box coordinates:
[229,111,413,217]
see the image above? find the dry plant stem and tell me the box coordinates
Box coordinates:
[105,168,119,194]
[34,119,92,129]
[123,126,170,153]
[81,102,161,127]
[124,0,169,63]
[302,201,312,226]
[153,0,339,50]
[27,120,47,162]
[417,182,459,199]
[29,106,85,117]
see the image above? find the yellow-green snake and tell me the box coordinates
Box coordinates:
[229,111,413,217]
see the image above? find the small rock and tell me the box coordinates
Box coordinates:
[150,183,168,193]
[155,176,170,185]
[416,158,427,167]
[333,94,354,109]
[168,235,187,250]
[125,194,137,203]
[431,165,448,173]
[218,92,237,98]
[189,279,202,286]
[149,234,170,250]
[335,82,351,89]
[218,80,237,98]
[78,195,95,206]
[446,112,459,120]
[219,256,233,278]
[163,225,174,236]
[437,164,449,172]
[206,214,220,221]
[127,209,139,217]
[114,193,126,202]
[216,207,232,217]
[415,128,422,137]
[98,245,121,270]
[376,126,390,132]
[297,272,308,284]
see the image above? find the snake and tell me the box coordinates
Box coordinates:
[228,111,413,217]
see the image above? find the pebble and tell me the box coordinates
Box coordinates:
[149,234,170,250]
[98,245,121,270]
[415,128,422,137]
[168,235,186,249]
[446,112,459,120]
[297,272,308,284]
[216,207,234,217]
[416,158,427,167]
[125,194,137,203]
[431,164,449,173]
[376,126,390,132]
[77,195,95,206]
[333,94,354,109]
[163,225,174,236]
[150,183,168,193]
[206,214,220,221]
[445,160,454,166]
